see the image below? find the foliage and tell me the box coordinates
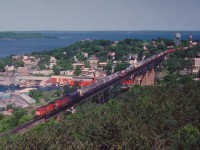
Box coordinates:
[1,81,200,149]
[29,89,42,103]
[74,66,81,76]
[0,60,5,71]
[52,65,60,75]
[6,104,13,110]
[0,32,55,39]
[15,60,24,67]
[103,61,113,75]
[0,108,32,133]
[175,124,200,149]
[114,61,129,72]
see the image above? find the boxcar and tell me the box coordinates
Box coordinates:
[66,90,80,101]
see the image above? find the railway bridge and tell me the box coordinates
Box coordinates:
[1,48,187,135]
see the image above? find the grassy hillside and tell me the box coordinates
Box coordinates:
[1,81,200,149]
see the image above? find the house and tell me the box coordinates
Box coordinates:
[60,70,74,76]
[111,41,118,47]
[88,55,99,68]
[5,65,15,72]
[51,76,72,84]
[17,67,29,75]
[192,58,200,74]
[50,56,57,63]
[72,62,85,69]
[12,55,22,61]
[49,63,56,69]
[32,70,53,76]
[82,52,88,58]
[20,94,36,104]
[49,56,57,69]
[99,62,107,67]
[22,55,36,65]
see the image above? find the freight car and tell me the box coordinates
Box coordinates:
[35,49,180,118]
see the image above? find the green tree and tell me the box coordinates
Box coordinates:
[29,89,42,103]
[53,65,60,75]
[104,61,113,75]
[175,124,200,149]
[0,60,5,71]
[74,66,81,76]
[15,60,24,67]
[6,104,13,110]
[114,62,129,72]
[84,61,90,68]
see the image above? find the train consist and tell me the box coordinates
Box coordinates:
[35,48,186,117]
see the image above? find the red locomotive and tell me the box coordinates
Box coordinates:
[35,48,184,118]
[35,102,55,117]
[35,97,71,117]
[54,97,70,108]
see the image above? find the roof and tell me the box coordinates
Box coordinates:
[88,55,99,60]
[20,94,36,104]
[0,92,11,100]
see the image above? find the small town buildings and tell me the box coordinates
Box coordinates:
[94,69,106,78]
[20,94,36,104]
[108,52,116,60]
[72,62,85,69]
[0,92,11,101]
[82,52,88,58]
[51,75,96,87]
[32,70,53,76]
[192,57,200,74]
[69,77,96,87]
[111,41,118,47]
[60,70,74,76]
[5,65,15,72]
[99,62,107,67]
[49,63,56,69]
[17,67,29,75]
[51,76,72,84]
[82,68,90,75]
[12,55,22,61]
[88,55,99,68]
[50,56,57,63]
[49,56,57,69]
[22,56,36,65]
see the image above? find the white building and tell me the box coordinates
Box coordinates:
[5,65,15,71]
[192,58,200,74]
[60,70,74,76]
[32,70,53,76]
[20,94,36,104]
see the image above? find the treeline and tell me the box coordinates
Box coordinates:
[1,81,200,149]
[33,38,168,71]
[0,32,55,39]
[0,108,33,133]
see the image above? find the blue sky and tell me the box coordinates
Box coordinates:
[0,0,199,31]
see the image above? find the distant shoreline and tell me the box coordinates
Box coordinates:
[0,32,57,39]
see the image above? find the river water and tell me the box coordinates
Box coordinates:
[0,31,200,58]
[0,31,200,92]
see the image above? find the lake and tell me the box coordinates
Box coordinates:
[0,31,200,58]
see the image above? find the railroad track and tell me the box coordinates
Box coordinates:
[0,50,172,137]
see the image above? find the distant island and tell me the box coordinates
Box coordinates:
[0,32,56,39]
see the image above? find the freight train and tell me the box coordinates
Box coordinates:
[35,48,186,117]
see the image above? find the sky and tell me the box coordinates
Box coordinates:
[0,0,200,31]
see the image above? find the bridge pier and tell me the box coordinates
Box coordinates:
[134,69,155,86]
[141,69,154,85]
[134,76,142,85]
[164,54,169,60]
[55,114,61,121]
